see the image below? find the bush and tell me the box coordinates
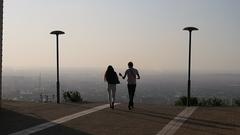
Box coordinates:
[208,97,226,106]
[199,97,227,106]
[197,98,208,106]
[234,98,240,106]
[175,96,198,106]
[63,91,83,103]
[175,96,227,106]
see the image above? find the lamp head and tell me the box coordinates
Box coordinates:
[183,27,198,32]
[50,30,65,35]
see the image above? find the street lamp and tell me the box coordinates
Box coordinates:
[50,30,65,104]
[183,27,198,106]
[0,0,3,109]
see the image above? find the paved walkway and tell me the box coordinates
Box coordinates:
[2,101,240,135]
[9,104,117,135]
[176,107,240,135]
[1,101,183,135]
[157,107,197,135]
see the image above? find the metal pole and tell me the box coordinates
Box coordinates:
[50,30,64,104]
[0,0,3,109]
[183,27,198,107]
[56,34,60,104]
[187,31,192,107]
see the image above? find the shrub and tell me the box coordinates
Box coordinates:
[234,98,240,106]
[63,91,83,103]
[175,96,227,106]
[209,97,225,106]
[197,98,208,106]
[175,96,198,106]
[199,97,226,106]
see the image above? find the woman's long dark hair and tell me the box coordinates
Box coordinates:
[104,65,115,81]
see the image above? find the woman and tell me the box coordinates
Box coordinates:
[104,65,120,109]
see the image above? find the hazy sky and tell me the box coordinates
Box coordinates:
[3,0,240,73]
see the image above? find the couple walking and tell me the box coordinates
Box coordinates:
[104,62,140,110]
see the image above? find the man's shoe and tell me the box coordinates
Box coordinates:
[111,102,114,109]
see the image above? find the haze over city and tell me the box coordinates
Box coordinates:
[2,2,240,134]
[1,0,240,105]
[2,0,240,73]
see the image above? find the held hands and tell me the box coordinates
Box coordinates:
[119,73,124,79]
[119,73,125,79]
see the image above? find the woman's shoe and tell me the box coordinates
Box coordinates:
[128,105,131,110]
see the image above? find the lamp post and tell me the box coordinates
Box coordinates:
[0,0,3,109]
[183,27,198,106]
[50,30,65,104]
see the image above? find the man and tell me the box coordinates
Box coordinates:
[119,62,140,110]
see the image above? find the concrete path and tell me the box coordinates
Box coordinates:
[7,101,240,135]
[1,101,184,135]
[9,104,118,135]
[157,107,197,135]
[176,107,240,135]
[34,104,183,135]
